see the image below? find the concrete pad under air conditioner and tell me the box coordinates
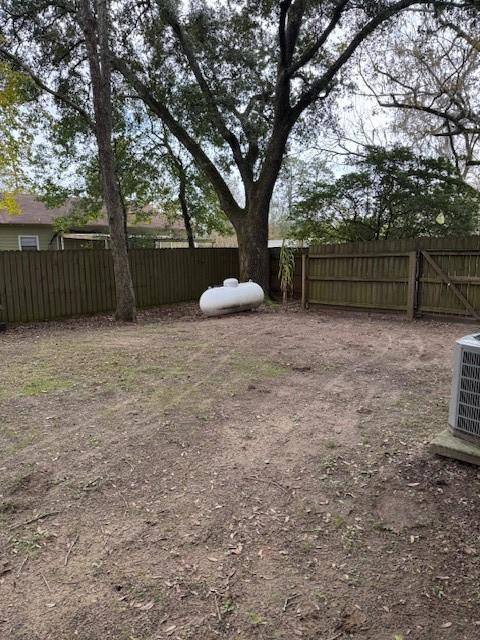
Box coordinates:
[430,429,480,466]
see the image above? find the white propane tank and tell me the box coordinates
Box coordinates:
[200,278,264,317]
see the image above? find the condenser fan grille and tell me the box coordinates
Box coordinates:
[457,349,480,438]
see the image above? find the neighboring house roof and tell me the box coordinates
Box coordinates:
[0,193,70,225]
[0,193,184,233]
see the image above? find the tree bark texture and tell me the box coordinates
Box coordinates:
[79,0,136,321]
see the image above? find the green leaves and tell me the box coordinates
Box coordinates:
[0,191,21,215]
[278,239,296,306]
[287,146,480,244]
[0,63,37,209]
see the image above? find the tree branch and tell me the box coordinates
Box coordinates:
[284,0,305,66]
[0,46,94,129]
[278,0,292,68]
[440,19,480,53]
[287,0,349,77]
[290,0,444,121]
[160,4,253,186]
[113,57,243,221]
[377,95,480,134]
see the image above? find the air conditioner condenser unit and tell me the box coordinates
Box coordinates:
[431,333,480,465]
[449,333,480,443]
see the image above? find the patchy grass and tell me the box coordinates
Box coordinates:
[9,528,53,557]
[19,375,72,397]
[0,365,73,400]
[230,352,288,378]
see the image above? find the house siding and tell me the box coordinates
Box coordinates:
[0,225,58,251]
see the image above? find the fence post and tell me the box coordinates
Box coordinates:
[301,251,309,309]
[406,251,418,321]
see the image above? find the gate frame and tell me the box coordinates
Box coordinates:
[419,250,480,321]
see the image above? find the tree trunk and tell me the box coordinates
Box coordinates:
[178,174,195,249]
[234,121,292,294]
[236,209,270,293]
[108,196,136,320]
[118,183,130,251]
[79,0,136,321]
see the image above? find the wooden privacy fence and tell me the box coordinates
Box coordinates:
[0,248,239,323]
[303,237,480,320]
[4,238,480,324]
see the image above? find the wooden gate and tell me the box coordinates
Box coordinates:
[417,250,480,320]
[303,238,480,321]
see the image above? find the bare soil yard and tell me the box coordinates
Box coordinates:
[1,305,480,640]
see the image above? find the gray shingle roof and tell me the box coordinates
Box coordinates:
[0,193,183,231]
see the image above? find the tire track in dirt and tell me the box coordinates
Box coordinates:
[214,322,396,472]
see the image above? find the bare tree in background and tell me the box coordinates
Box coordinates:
[359,13,480,184]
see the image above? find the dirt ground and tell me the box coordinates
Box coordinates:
[1,304,480,640]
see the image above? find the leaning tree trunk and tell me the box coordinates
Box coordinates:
[95,125,136,322]
[236,207,270,293]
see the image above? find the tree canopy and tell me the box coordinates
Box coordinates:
[0,63,38,213]
[38,110,232,247]
[110,0,463,286]
[358,8,480,184]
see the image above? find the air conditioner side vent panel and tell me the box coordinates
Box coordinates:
[455,347,480,439]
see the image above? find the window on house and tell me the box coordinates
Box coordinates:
[18,236,39,251]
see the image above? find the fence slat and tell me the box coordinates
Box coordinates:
[406,252,418,321]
